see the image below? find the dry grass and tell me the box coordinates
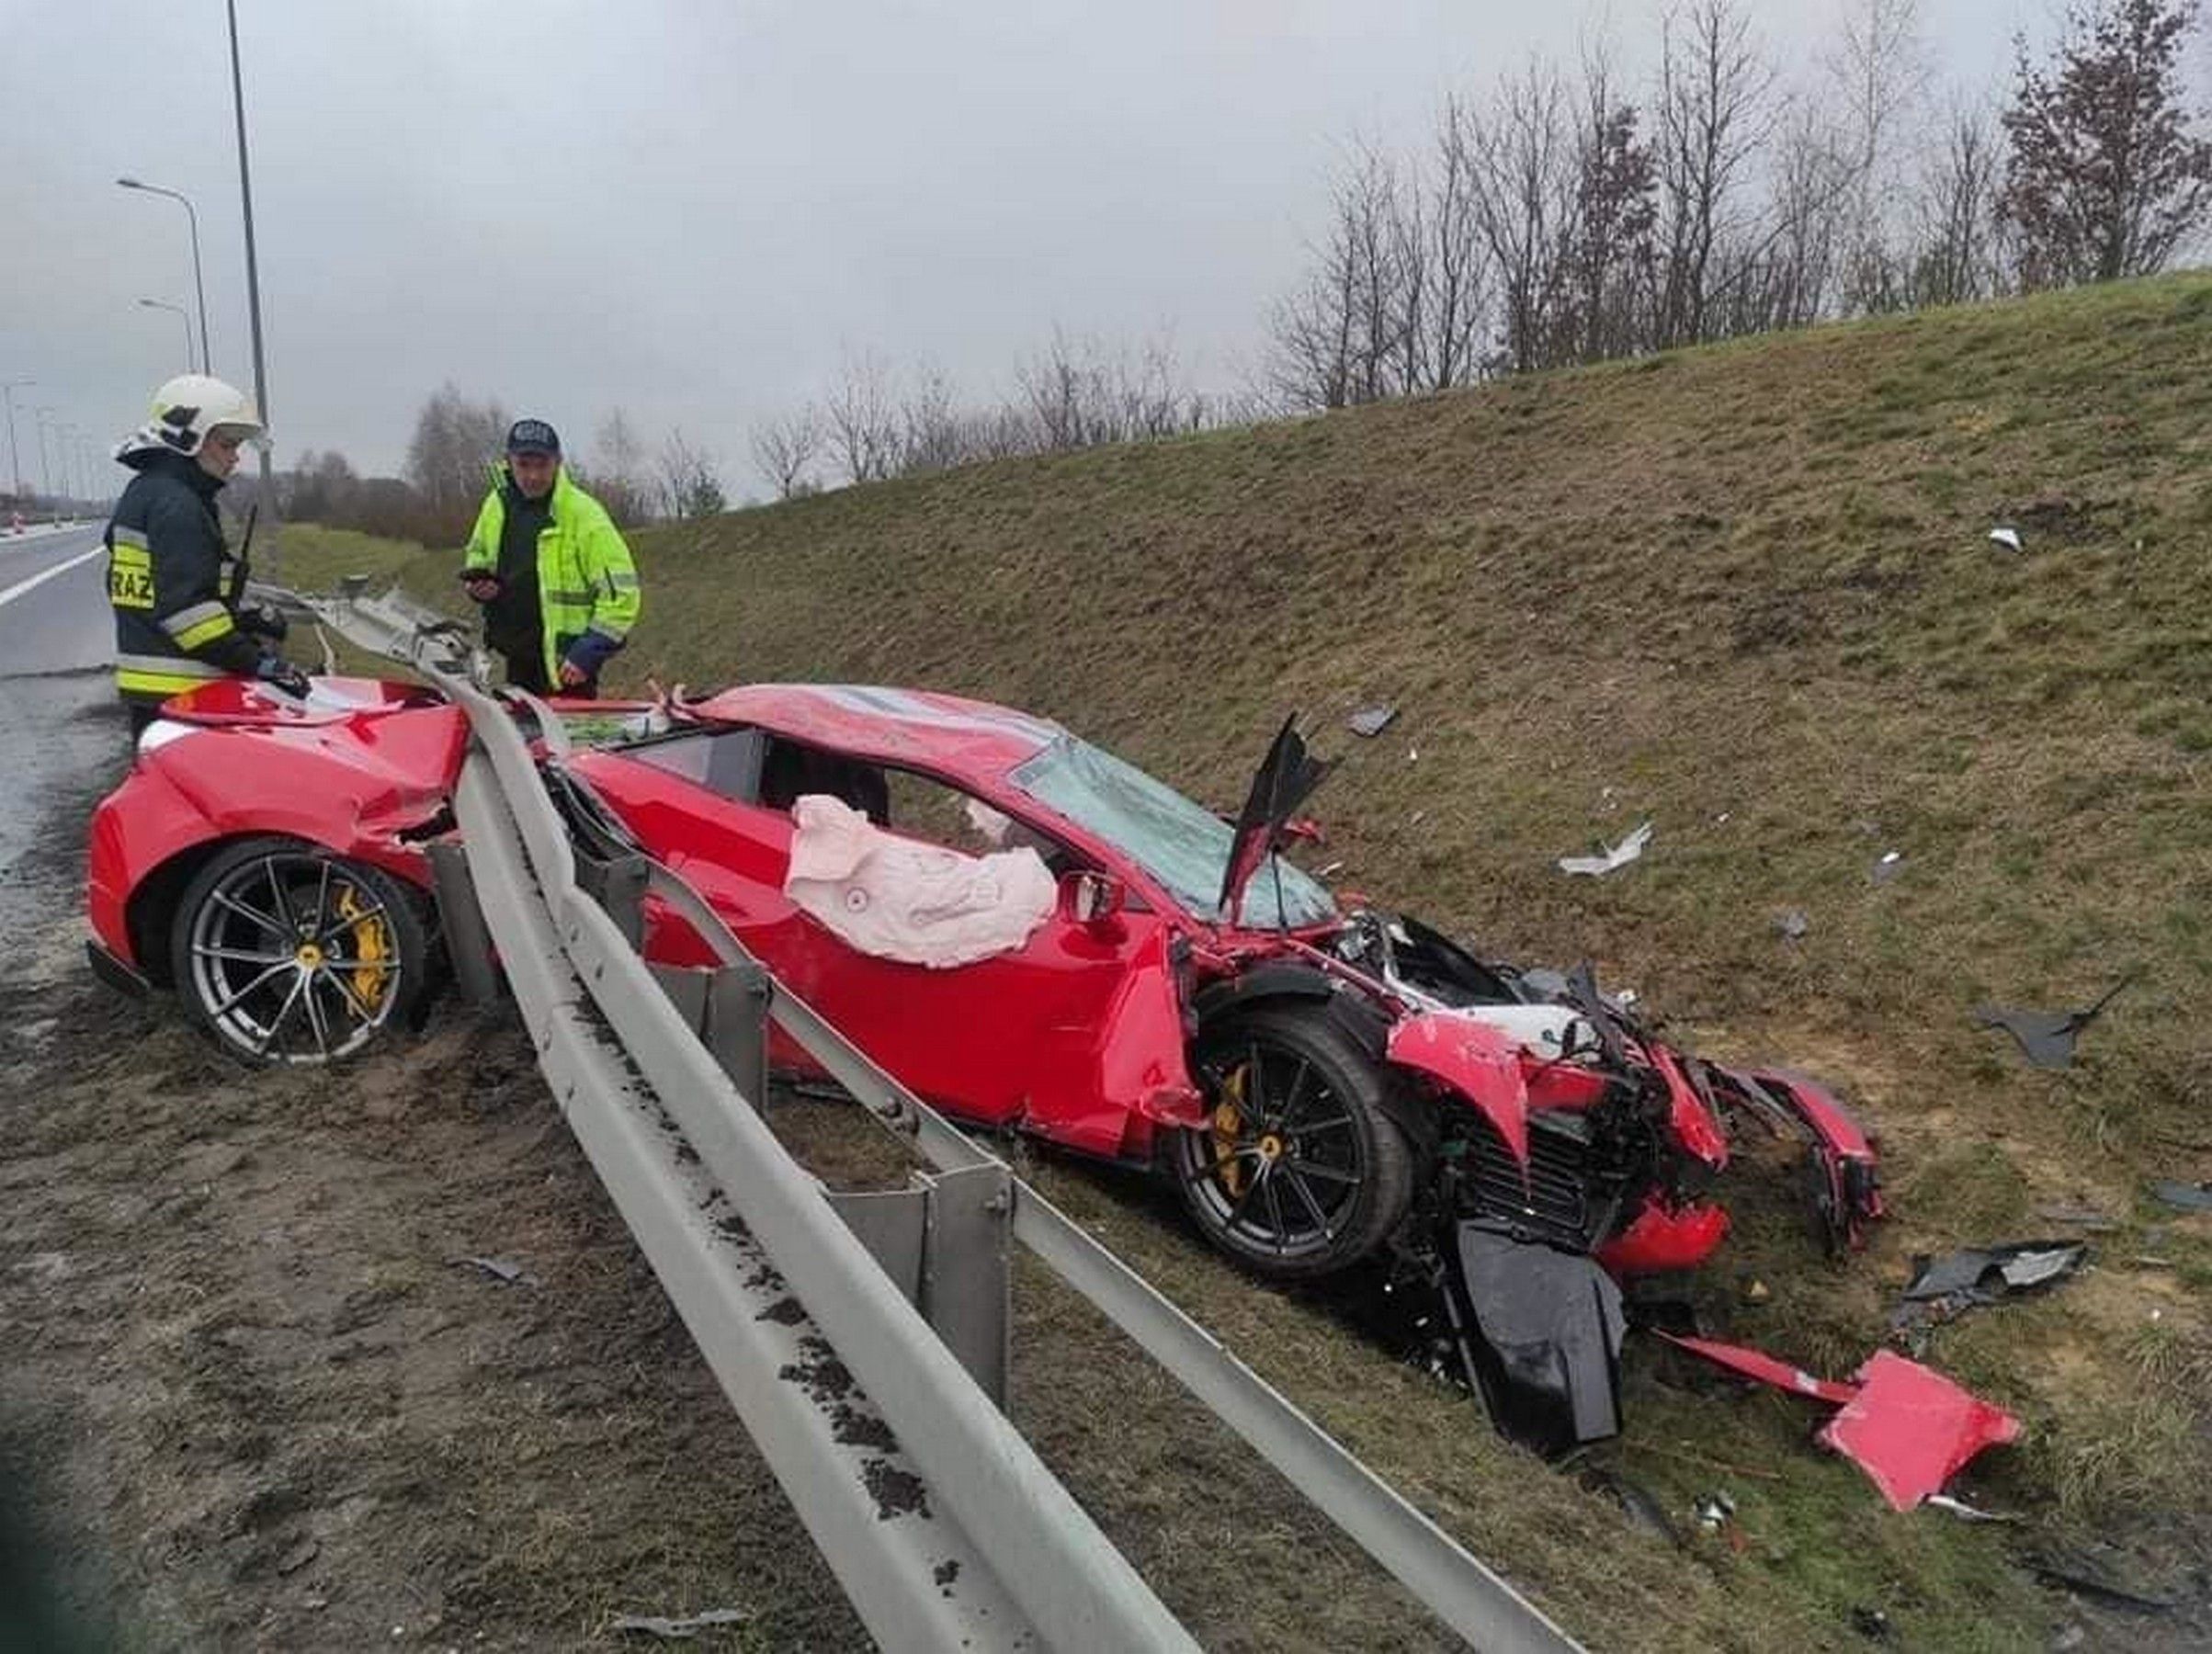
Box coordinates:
[279,275,2212,1648]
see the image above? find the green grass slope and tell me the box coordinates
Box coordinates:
[282,275,2212,1649]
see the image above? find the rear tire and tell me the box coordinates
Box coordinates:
[1171,1005,1412,1280]
[169,835,429,1066]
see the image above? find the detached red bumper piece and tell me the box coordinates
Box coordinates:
[1818,1350,2022,1512]
[1663,1334,2021,1510]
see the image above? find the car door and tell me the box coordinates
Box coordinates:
[579,731,1197,1159]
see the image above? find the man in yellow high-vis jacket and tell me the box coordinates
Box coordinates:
[459,418,641,697]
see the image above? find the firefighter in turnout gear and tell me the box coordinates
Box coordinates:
[106,375,307,735]
[459,418,640,697]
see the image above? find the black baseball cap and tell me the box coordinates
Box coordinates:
[505,418,561,456]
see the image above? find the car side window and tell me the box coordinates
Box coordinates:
[625,728,769,803]
[758,736,891,826]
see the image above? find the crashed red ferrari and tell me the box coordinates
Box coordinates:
[85,675,1883,1449]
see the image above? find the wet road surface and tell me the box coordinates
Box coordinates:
[0,525,130,948]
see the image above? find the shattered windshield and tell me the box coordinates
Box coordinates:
[1010,735,1337,928]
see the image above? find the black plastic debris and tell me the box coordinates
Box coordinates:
[1452,1222,1627,1449]
[1347,704,1398,738]
[2150,1179,2212,1212]
[1889,1240,2085,1352]
[1971,976,2133,1070]
[2026,1546,2178,1614]
[450,1255,540,1288]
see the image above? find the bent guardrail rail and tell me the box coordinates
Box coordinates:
[301,586,1585,1654]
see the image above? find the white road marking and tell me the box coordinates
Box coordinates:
[0,543,105,609]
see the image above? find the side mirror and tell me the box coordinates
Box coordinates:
[1058,869,1126,928]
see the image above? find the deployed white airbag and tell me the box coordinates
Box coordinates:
[783,793,1057,969]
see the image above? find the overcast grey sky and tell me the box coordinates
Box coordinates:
[6,1,2050,493]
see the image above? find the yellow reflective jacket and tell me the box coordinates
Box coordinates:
[462,466,641,683]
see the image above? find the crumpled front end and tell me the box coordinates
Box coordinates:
[1323,907,1881,1453]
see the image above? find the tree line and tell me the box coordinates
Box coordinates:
[287,0,2209,534]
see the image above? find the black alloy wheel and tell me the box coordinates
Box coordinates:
[1172,1005,1412,1281]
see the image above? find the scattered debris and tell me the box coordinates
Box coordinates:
[1849,1605,1893,1641]
[1558,821,1654,878]
[2150,1179,2212,1213]
[1923,1492,2019,1524]
[2026,1546,2179,1614]
[2033,1204,2119,1231]
[1971,976,2133,1070]
[1346,704,1398,738]
[1989,527,2024,551]
[1870,850,1905,885]
[1577,1467,1681,1546]
[1775,909,1809,940]
[277,1537,321,1574]
[1661,1332,1858,1404]
[1818,1351,2021,1512]
[1316,859,1346,878]
[610,1608,751,1639]
[1692,1490,1737,1535]
[1406,744,1419,764]
[1906,1240,2083,1299]
[449,1255,540,1288]
[1660,1334,2020,1511]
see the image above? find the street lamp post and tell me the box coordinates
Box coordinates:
[118,177,210,375]
[226,0,274,514]
[138,298,196,371]
[0,378,29,502]
[33,407,56,503]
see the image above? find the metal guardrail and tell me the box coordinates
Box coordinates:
[304,588,1584,1654]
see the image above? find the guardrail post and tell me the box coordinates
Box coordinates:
[830,1166,1010,1408]
[425,840,502,1006]
[923,1163,1013,1408]
[704,961,772,1105]
[575,852,650,950]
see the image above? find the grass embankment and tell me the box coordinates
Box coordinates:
[283,276,2212,1650]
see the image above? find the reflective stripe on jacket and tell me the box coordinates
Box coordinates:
[462,466,641,684]
[105,448,260,708]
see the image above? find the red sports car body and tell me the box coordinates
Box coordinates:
[86,676,1883,1448]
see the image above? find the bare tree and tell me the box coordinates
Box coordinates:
[1827,0,1934,312]
[655,427,726,519]
[579,408,653,526]
[824,346,902,484]
[1560,47,1660,363]
[403,383,508,529]
[1908,103,2009,305]
[1653,0,1779,346]
[749,405,824,500]
[1999,0,2212,288]
[1412,99,1493,389]
[1265,144,1416,408]
[1456,71,1577,371]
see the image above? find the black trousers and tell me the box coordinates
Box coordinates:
[499,651,596,700]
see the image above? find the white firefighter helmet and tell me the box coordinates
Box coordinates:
[141,374,265,456]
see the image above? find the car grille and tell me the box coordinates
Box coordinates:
[1461,1116,1599,1251]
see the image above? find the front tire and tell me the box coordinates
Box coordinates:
[170,835,429,1066]
[1172,1005,1413,1280]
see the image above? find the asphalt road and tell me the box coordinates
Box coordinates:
[0,524,130,945]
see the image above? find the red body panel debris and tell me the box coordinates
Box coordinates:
[1818,1350,2022,1512]
[1659,1332,1861,1406]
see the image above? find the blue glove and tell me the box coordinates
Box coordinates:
[562,629,620,682]
[254,655,311,697]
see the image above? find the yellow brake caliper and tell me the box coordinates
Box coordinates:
[1211,1064,1250,1197]
[335,884,392,1013]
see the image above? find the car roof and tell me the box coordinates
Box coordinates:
[689,683,1062,784]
